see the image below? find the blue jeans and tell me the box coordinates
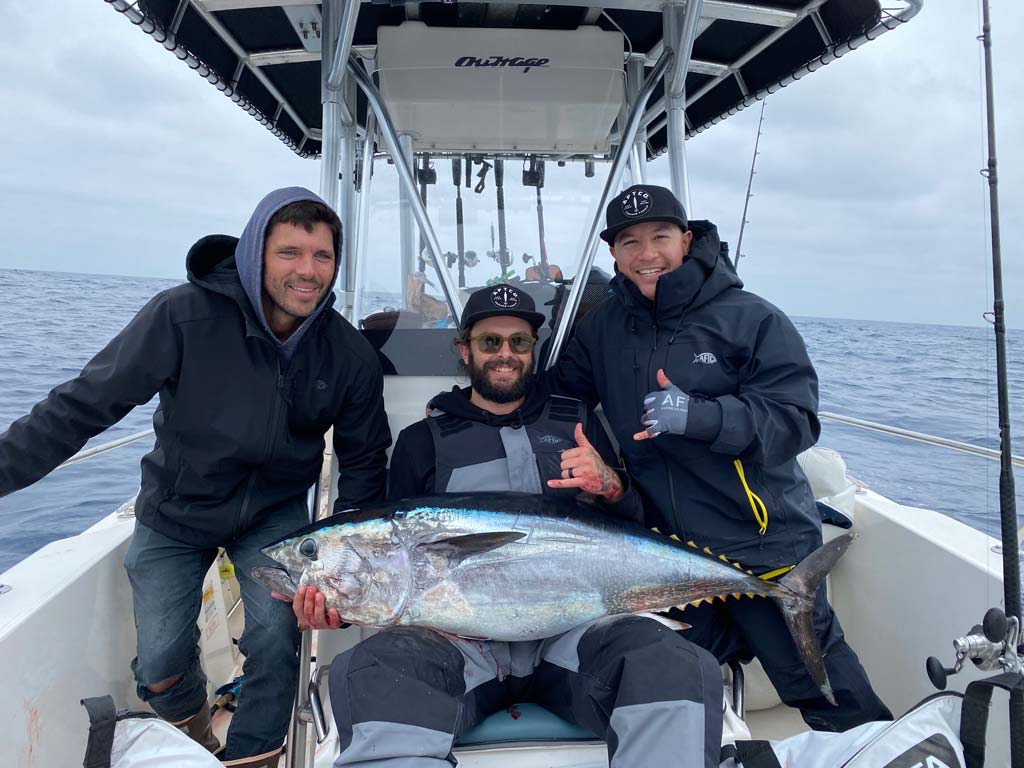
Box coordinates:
[124,500,308,760]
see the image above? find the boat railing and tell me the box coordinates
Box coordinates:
[49,416,1022,473]
[818,412,1024,469]
[53,429,155,470]
[39,413,1023,552]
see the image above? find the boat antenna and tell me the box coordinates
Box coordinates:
[733,98,766,273]
[980,0,1024,760]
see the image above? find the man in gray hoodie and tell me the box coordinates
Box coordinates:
[0,187,391,766]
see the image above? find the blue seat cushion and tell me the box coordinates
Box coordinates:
[456,703,598,746]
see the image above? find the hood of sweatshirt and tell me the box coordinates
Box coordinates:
[188,187,341,360]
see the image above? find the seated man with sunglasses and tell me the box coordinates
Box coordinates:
[386,283,642,507]
[305,284,726,768]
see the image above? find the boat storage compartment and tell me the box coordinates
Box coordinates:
[376,22,623,154]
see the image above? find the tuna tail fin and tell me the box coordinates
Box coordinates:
[772,532,856,707]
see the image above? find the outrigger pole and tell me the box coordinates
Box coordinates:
[979,1,1024,762]
[733,98,767,273]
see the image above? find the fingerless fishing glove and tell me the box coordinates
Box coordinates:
[642,385,690,437]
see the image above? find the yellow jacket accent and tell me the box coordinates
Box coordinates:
[733,459,769,535]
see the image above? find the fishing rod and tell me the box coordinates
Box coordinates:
[452,158,466,288]
[495,158,510,275]
[980,0,1020,640]
[416,154,434,275]
[920,8,1021,762]
[980,0,1024,762]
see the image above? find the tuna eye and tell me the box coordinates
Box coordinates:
[299,538,318,559]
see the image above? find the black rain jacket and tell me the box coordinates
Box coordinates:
[550,220,822,570]
[0,236,390,547]
[389,381,643,524]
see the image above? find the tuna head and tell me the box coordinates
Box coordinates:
[258,523,412,627]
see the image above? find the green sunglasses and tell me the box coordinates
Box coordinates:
[467,333,536,354]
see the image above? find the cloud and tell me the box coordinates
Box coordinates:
[0,0,1020,327]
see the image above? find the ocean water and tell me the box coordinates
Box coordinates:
[1,267,1021,574]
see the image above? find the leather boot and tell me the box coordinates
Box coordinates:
[219,747,283,767]
[172,706,222,754]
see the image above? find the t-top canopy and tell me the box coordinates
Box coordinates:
[111,0,918,158]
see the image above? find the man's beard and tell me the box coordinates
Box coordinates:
[467,352,533,404]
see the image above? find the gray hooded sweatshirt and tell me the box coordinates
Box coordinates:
[235,186,342,361]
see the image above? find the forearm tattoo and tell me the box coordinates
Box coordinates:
[596,461,622,498]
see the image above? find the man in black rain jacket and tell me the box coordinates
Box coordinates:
[0,187,390,766]
[549,184,891,732]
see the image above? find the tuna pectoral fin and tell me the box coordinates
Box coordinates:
[418,531,527,565]
[251,566,298,600]
[774,532,856,707]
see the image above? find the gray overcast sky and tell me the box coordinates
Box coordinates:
[1,1,1020,329]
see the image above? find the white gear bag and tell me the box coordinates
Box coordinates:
[82,696,221,768]
[721,673,1023,768]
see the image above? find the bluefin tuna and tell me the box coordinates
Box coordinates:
[252,493,852,704]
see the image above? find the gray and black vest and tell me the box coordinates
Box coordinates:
[426,395,585,496]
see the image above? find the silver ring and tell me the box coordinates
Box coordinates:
[568,467,574,479]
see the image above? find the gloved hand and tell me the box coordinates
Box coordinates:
[634,368,689,440]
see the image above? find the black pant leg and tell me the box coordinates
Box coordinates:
[531,615,723,768]
[328,628,467,766]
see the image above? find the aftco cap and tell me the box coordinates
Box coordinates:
[460,283,546,331]
[599,184,689,244]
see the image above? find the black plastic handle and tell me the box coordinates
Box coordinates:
[983,607,1008,644]
[926,656,955,690]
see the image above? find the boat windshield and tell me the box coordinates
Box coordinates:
[346,19,632,376]
[354,157,618,376]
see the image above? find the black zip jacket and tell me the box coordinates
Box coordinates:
[550,221,822,570]
[0,236,391,546]
[388,381,643,524]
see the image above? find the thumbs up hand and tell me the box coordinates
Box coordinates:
[546,422,625,502]
[634,369,690,441]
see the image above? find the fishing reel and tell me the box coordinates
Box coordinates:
[926,607,1022,690]
[522,156,545,188]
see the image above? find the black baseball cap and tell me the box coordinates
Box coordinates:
[599,184,689,244]
[460,283,546,331]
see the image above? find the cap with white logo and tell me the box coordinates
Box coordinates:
[600,184,689,244]
[460,283,546,331]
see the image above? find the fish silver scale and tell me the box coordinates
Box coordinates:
[259,495,786,642]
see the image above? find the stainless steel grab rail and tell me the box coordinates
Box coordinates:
[819,412,1024,469]
[48,415,1021,473]
[55,430,155,470]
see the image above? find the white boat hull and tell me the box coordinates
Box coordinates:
[0,429,1012,766]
